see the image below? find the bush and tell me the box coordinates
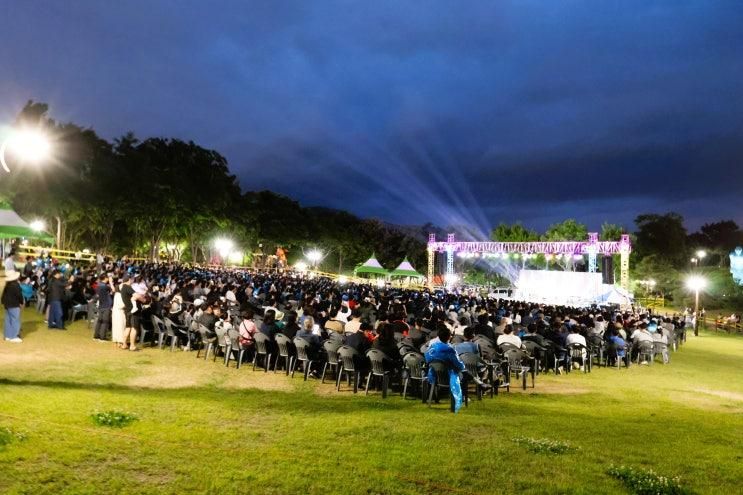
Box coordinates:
[512,437,578,454]
[0,426,27,449]
[607,465,690,495]
[91,410,138,428]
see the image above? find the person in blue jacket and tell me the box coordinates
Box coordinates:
[425,325,465,412]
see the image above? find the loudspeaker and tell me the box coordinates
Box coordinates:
[601,256,614,284]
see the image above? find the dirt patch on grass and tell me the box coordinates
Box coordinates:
[669,391,743,413]
[693,388,743,402]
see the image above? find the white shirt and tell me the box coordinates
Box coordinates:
[497,334,522,348]
[4,256,15,272]
[566,333,587,347]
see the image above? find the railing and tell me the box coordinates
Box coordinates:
[636,296,666,308]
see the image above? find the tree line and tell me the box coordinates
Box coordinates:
[1,101,427,273]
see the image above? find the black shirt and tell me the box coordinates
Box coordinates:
[120,284,135,311]
[2,281,23,308]
[48,278,67,302]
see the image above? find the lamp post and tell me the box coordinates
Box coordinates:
[686,275,707,336]
[1,128,52,173]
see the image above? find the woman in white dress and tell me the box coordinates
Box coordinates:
[111,283,126,347]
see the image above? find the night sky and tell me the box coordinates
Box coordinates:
[2,1,742,237]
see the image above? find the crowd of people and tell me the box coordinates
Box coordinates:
[3,250,688,408]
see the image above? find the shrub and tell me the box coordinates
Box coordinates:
[512,437,578,454]
[607,465,690,495]
[0,426,27,448]
[91,410,138,428]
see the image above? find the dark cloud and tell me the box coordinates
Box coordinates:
[1,0,742,234]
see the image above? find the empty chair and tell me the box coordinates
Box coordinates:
[364,349,394,398]
[504,348,534,390]
[320,340,341,384]
[252,333,273,372]
[292,337,321,381]
[274,333,295,375]
[401,352,426,400]
[150,315,168,349]
[336,345,363,393]
[213,325,230,362]
[70,303,88,322]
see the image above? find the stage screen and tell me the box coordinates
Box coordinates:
[513,270,603,306]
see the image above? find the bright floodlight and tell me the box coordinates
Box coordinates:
[307,249,323,263]
[686,276,707,292]
[1,129,52,172]
[228,251,243,264]
[338,275,348,285]
[294,261,308,272]
[696,249,707,259]
[213,238,234,257]
[29,219,46,231]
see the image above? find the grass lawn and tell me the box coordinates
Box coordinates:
[1,308,742,494]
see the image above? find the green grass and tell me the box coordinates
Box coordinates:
[1,309,742,494]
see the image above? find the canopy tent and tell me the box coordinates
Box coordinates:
[353,254,388,276]
[0,206,54,243]
[389,258,424,279]
[598,285,634,306]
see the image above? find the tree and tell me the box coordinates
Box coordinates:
[688,221,742,267]
[490,222,539,242]
[634,213,687,267]
[600,222,624,241]
[543,219,588,271]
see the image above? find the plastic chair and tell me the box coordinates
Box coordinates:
[636,341,654,364]
[426,361,466,411]
[253,333,273,372]
[164,317,188,351]
[504,348,534,390]
[292,337,321,381]
[364,349,393,398]
[320,340,341,384]
[401,352,426,400]
[566,343,591,373]
[195,324,215,360]
[653,341,669,364]
[224,328,252,369]
[274,333,295,375]
[150,315,168,349]
[70,303,88,322]
[336,345,362,393]
[459,352,485,401]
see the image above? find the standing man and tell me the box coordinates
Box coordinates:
[2,270,23,342]
[93,273,112,341]
[119,275,138,351]
[3,249,16,272]
[48,270,67,330]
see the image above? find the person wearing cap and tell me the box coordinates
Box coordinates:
[2,270,23,342]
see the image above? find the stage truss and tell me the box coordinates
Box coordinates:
[427,233,632,291]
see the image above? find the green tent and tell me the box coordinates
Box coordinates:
[353,254,388,276]
[0,206,54,243]
[389,258,424,279]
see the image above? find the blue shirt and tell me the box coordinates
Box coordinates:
[454,341,480,356]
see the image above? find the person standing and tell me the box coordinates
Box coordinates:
[93,274,112,341]
[119,275,138,350]
[111,281,126,347]
[47,270,67,330]
[2,270,23,342]
[3,249,16,272]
